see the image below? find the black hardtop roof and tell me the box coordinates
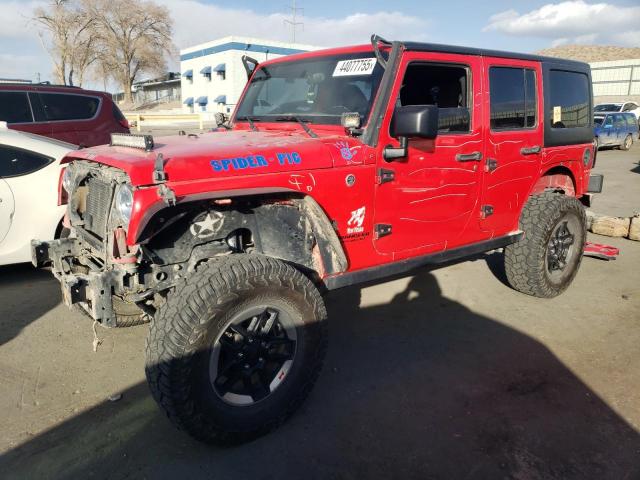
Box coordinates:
[402,41,590,70]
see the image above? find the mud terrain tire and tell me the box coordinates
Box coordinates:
[504,192,586,298]
[145,254,327,444]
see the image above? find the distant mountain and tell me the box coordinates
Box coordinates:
[536,45,640,63]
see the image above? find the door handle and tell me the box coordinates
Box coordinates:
[456,151,482,162]
[520,145,541,155]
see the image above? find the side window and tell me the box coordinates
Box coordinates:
[625,115,636,127]
[489,67,537,130]
[604,116,613,126]
[0,145,53,178]
[0,92,33,124]
[398,63,470,133]
[613,114,625,128]
[549,70,590,128]
[36,93,100,121]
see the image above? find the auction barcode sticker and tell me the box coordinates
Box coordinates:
[332,58,376,77]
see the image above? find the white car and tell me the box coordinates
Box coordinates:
[0,123,76,265]
[594,102,640,124]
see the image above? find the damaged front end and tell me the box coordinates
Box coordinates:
[31,160,174,327]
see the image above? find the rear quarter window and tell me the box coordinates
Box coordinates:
[35,93,100,121]
[0,92,33,124]
[549,70,590,129]
[0,145,54,178]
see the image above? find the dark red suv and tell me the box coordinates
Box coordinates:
[0,83,129,147]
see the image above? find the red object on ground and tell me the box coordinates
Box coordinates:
[583,241,619,260]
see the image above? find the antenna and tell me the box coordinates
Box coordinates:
[284,0,304,43]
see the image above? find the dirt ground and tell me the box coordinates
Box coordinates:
[0,146,639,479]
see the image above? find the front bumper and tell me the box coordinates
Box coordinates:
[32,239,119,327]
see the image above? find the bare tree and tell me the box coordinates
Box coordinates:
[33,0,97,86]
[87,0,173,104]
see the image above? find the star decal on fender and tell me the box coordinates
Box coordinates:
[190,212,224,239]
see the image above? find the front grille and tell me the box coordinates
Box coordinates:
[84,177,113,238]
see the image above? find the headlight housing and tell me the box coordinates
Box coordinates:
[115,184,134,224]
[62,167,73,193]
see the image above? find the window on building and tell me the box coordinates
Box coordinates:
[0,145,53,178]
[489,67,537,130]
[397,63,471,133]
[549,70,590,128]
[0,92,33,124]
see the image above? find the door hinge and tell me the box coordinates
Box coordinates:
[485,158,498,172]
[481,205,494,218]
[376,168,395,185]
[374,223,392,239]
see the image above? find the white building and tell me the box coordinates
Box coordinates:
[180,36,318,115]
[590,58,640,98]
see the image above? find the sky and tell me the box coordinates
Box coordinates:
[0,0,639,89]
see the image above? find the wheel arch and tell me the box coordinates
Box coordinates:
[529,166,577,197]
[136,191,347,278]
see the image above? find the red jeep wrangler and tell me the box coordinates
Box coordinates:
[32,36,602,444]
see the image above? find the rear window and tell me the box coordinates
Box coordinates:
[0,92,33,124]
[549,70,590,129]
[0,145,53,178]
[35,93,100,121]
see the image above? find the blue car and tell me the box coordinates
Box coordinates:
[594,112,639,150]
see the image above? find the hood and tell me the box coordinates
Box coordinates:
[70,130,342,186]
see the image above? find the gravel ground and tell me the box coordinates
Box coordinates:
[0,146,639,480]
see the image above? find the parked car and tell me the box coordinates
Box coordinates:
[0,123,76,265]
[0,83,129,147]
[33,35,600,444]
[594,112,639,150]
[594,102,640,124]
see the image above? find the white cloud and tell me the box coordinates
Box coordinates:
[156,0,427,50]
[0,1,45,38]
[484,1,640,46]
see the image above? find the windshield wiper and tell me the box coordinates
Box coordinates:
[275,115,318,138]
[236,115,259,132]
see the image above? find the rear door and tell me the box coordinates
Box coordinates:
[0,178,14,243]
[31,92,101,145]
[480,59,542,236]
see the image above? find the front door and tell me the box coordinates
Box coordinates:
[480,59,542,236]
[373,52,485,257]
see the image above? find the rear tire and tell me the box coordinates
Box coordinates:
[620,134,632,151]
[145,254,327,444]
[504,192,586,298]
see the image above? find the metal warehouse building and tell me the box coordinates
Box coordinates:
[180,36,318,115]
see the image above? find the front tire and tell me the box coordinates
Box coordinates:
[145,255,327,444]
[504,192,586,298]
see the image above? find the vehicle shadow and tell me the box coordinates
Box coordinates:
[631,163,640,174]
[0,263,61,347]
[2,270,639,479]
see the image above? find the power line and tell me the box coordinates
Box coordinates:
[284,0,304,43]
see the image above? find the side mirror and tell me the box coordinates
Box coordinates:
[384,105,439,161]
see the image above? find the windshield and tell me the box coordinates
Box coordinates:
[594,104,620,112]
[235,53,385,126]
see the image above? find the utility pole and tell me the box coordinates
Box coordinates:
[284,0,304,43]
